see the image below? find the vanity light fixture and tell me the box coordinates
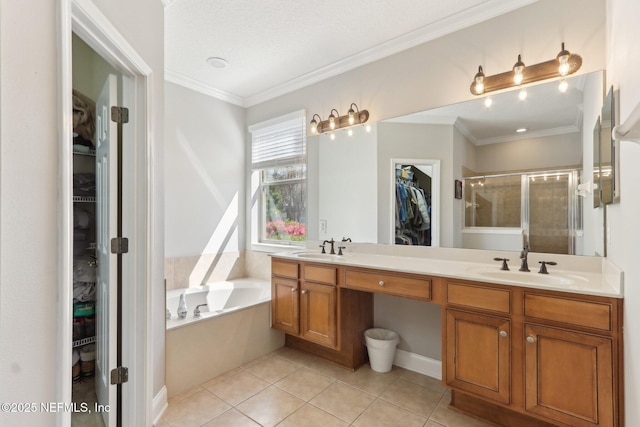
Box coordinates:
[309,103,370,136]
[470,43,582,96]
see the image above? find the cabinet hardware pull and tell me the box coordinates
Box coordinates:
[527,336,536,343]
[301,290,308,294]
[500,330,508,337]
[378,281,385,286]
[291,288,297,293]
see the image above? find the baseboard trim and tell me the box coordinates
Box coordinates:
[393,348,442,380]
[152,386,168,426]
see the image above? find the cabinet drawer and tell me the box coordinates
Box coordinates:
[447,283,510,314]
[272,260,298,280]
[303,264,336,285]
[524,294,612,331]
[344,269,430,300]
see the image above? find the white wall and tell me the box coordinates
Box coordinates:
[164,82,246,258]
[318,126,378,243]
[0,1,165,425]
[606,0,640,425]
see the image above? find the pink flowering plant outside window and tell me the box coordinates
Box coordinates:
[262,164,306,243]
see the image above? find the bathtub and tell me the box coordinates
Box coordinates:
[165,278,284,397]
[166,278,272,329]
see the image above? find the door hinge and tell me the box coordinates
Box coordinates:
[110,367,129,385]
[110,237,129,254]
[111,106,129,124]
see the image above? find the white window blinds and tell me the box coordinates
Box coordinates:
[249,111,306,169]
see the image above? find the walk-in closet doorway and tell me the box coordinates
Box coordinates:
[58,1,154,426]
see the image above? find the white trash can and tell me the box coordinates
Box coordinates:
[365,328,400,373]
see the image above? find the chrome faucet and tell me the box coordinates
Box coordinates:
[194,303,208,318]
[519,244,530,272]
[323,238,336,254]
[177,293,188,319]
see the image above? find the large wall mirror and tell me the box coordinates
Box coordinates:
[307,70,607,256]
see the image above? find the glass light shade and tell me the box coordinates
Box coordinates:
[310,120,318,134]
[473,66,485,94]
[348,109,355,125]
[329,114,336,129]
[514,67,524,85]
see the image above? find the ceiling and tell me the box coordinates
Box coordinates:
[164,0,539,107]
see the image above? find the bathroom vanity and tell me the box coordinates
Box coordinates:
[270,251,623,427]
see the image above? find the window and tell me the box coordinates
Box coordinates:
[249,111,306,245]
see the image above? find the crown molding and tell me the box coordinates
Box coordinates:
[165,68,245,107]
[164,0,538,107]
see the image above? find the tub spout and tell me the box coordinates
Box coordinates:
[194,303,208,318]
[177,293,188,319]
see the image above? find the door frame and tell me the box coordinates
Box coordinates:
[390,158,440,247]
[57,1,154,426]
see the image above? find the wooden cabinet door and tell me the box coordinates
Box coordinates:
[445,309,511,404]
[524,324,614,427]
[300,282,337,348]
[272,277,299,335]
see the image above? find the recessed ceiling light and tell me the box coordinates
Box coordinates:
[206,57,228,69]
[516,128,528,133]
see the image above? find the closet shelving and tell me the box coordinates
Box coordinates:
[72,141,97,380]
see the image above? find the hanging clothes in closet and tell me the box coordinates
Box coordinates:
[395,166,431,246]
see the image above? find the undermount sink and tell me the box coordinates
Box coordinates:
[466,267,584,287]
[293,252,344,260]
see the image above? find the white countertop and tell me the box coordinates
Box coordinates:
[271,246,623,298]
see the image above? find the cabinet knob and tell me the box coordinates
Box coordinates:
[291,288,297,293]
[526,336,536,343]
[301,290,308,294]
[378,281,385,286]
[499,330,508,337]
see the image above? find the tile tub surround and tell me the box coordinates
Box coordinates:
[165,251,271,291]
[165,300,284,397]
[160,347,494,427]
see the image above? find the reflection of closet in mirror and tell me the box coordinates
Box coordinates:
[463,169,581,254]
[392,160,440,247]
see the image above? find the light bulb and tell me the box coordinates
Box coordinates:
[557,43,571,76]
[310,119,318,134]
[484,97,493,108]
[473,66,485,94]
[329,114,335,130]
[518,88,527,101]
[558,79,568,93]
[329,133,336,141]
[513,55,525,85]
[348,109,355,125]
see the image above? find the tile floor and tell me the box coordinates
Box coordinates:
[158,347,495,427]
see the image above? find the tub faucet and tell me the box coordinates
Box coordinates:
[519,244,530,272]
[177,293,188,319]
[166,308,172,320]
[194,304,208,318]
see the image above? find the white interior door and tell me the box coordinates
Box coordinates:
[95,74,118,427]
